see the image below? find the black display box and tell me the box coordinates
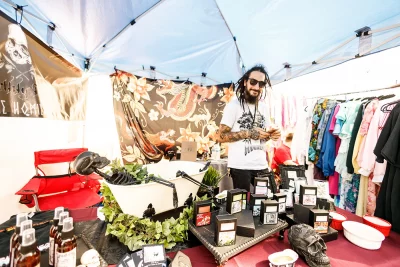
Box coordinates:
[260,200,279,225]
[226,189,243,214]
[250,194,267,216]
[273,193,287,214]
[316,197,336,212]
[215,214,237,247]
[293,203,315,224]
[193,199,212,227]
[299,185,317,206]
[234,209,255,238]
[309,209,329,234]
[253,176,269,195]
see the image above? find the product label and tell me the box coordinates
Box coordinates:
[220,222,235,231]
[287,171,297,178]
[49,237,54,265]
[196,212,211,227]
[316,216,327,222]
[279,197,286,203]
[233,194,242,201]
[56,248,76,267]
[304,189,316,195]
[257,181,267,187]
[255,199,262,205]
[255,186,268,195]
[266,206,277,212]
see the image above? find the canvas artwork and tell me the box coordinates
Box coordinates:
[253,205,261,216]
[218,231,236,246]
[196,212,211,226]
[231,201,242,213]
[264,212,277,224]
[303,194,317,206]
[314,221,329,233]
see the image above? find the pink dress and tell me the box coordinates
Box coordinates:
[328,105,341,195]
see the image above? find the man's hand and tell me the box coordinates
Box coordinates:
[252,127,270,140]
[267,127,281,141]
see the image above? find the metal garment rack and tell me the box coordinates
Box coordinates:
[306,83,400,100]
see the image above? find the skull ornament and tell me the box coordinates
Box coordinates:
[288,224,331,267]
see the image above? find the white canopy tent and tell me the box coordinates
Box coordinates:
[0,0,400,85]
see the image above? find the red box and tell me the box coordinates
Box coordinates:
[196,212,211,226]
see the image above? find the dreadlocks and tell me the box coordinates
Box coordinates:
[235,64,271,109]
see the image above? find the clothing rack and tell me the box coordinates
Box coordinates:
[307,83,400,99]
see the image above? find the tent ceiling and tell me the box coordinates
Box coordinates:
[1,0,400,85]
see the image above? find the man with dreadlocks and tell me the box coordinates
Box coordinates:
[217,65,281,191]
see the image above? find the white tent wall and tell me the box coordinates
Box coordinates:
[272,46,400,98]
[0,118,85,223]
[83,74,122,162]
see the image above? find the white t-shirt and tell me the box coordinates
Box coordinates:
[221,98,270,170]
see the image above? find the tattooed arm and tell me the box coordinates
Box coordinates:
[217,124,250,143]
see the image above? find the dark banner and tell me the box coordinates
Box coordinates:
[0,11,82,119]
[0,22,40,117]
[111,70,233,164]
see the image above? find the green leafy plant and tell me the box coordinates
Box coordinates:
[100,184,211,251]
[201,166,223,188]
[107,159,148,184]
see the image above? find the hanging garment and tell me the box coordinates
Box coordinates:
[328,105,341,195]
[344,173,361,213]
[316,101,337,150]
[291,99,316,165]
[316,104,337,177]
[335,101,362,208]
[346,104,364,174]
[308,99,331,163]
[374,103,400,233]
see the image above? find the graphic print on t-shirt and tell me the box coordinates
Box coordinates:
[237,109,266,156]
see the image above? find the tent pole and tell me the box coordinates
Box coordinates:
[293,35,357,77]
[359,32,400,56]
[52,29,82,70]
[214,0,245,70]
[306,83,400,99]
[2,0,52,26]
[369,23,400,34]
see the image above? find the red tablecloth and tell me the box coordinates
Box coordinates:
[70,208,400,267]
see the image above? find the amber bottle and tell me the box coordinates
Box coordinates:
[9,213,28,267]
[56,217,77,267]
[54,211,69,267]
[14,228,40,267]
[13,220,33,264]
[49,207,64,267]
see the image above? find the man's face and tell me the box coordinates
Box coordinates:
[244,71,266,103]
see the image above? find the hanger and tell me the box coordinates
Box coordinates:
[381,97,400,113]
[378,94,396,101]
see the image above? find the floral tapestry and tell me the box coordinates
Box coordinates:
[111,70,234,164]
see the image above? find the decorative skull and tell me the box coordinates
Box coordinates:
[288,224,331,267]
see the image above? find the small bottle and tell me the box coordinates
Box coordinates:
[56,217,77,267]
[14,228,40,267]
[49,207,64,267]
[13,220,33,264]
[9,213,28,267]
[214,143,220,160]
[54,211,69,267]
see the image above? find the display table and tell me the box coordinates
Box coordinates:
[1,208,400,267]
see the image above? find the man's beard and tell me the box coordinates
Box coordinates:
[244,88,259,104]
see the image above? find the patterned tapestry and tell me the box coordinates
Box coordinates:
[111,70,234,164]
